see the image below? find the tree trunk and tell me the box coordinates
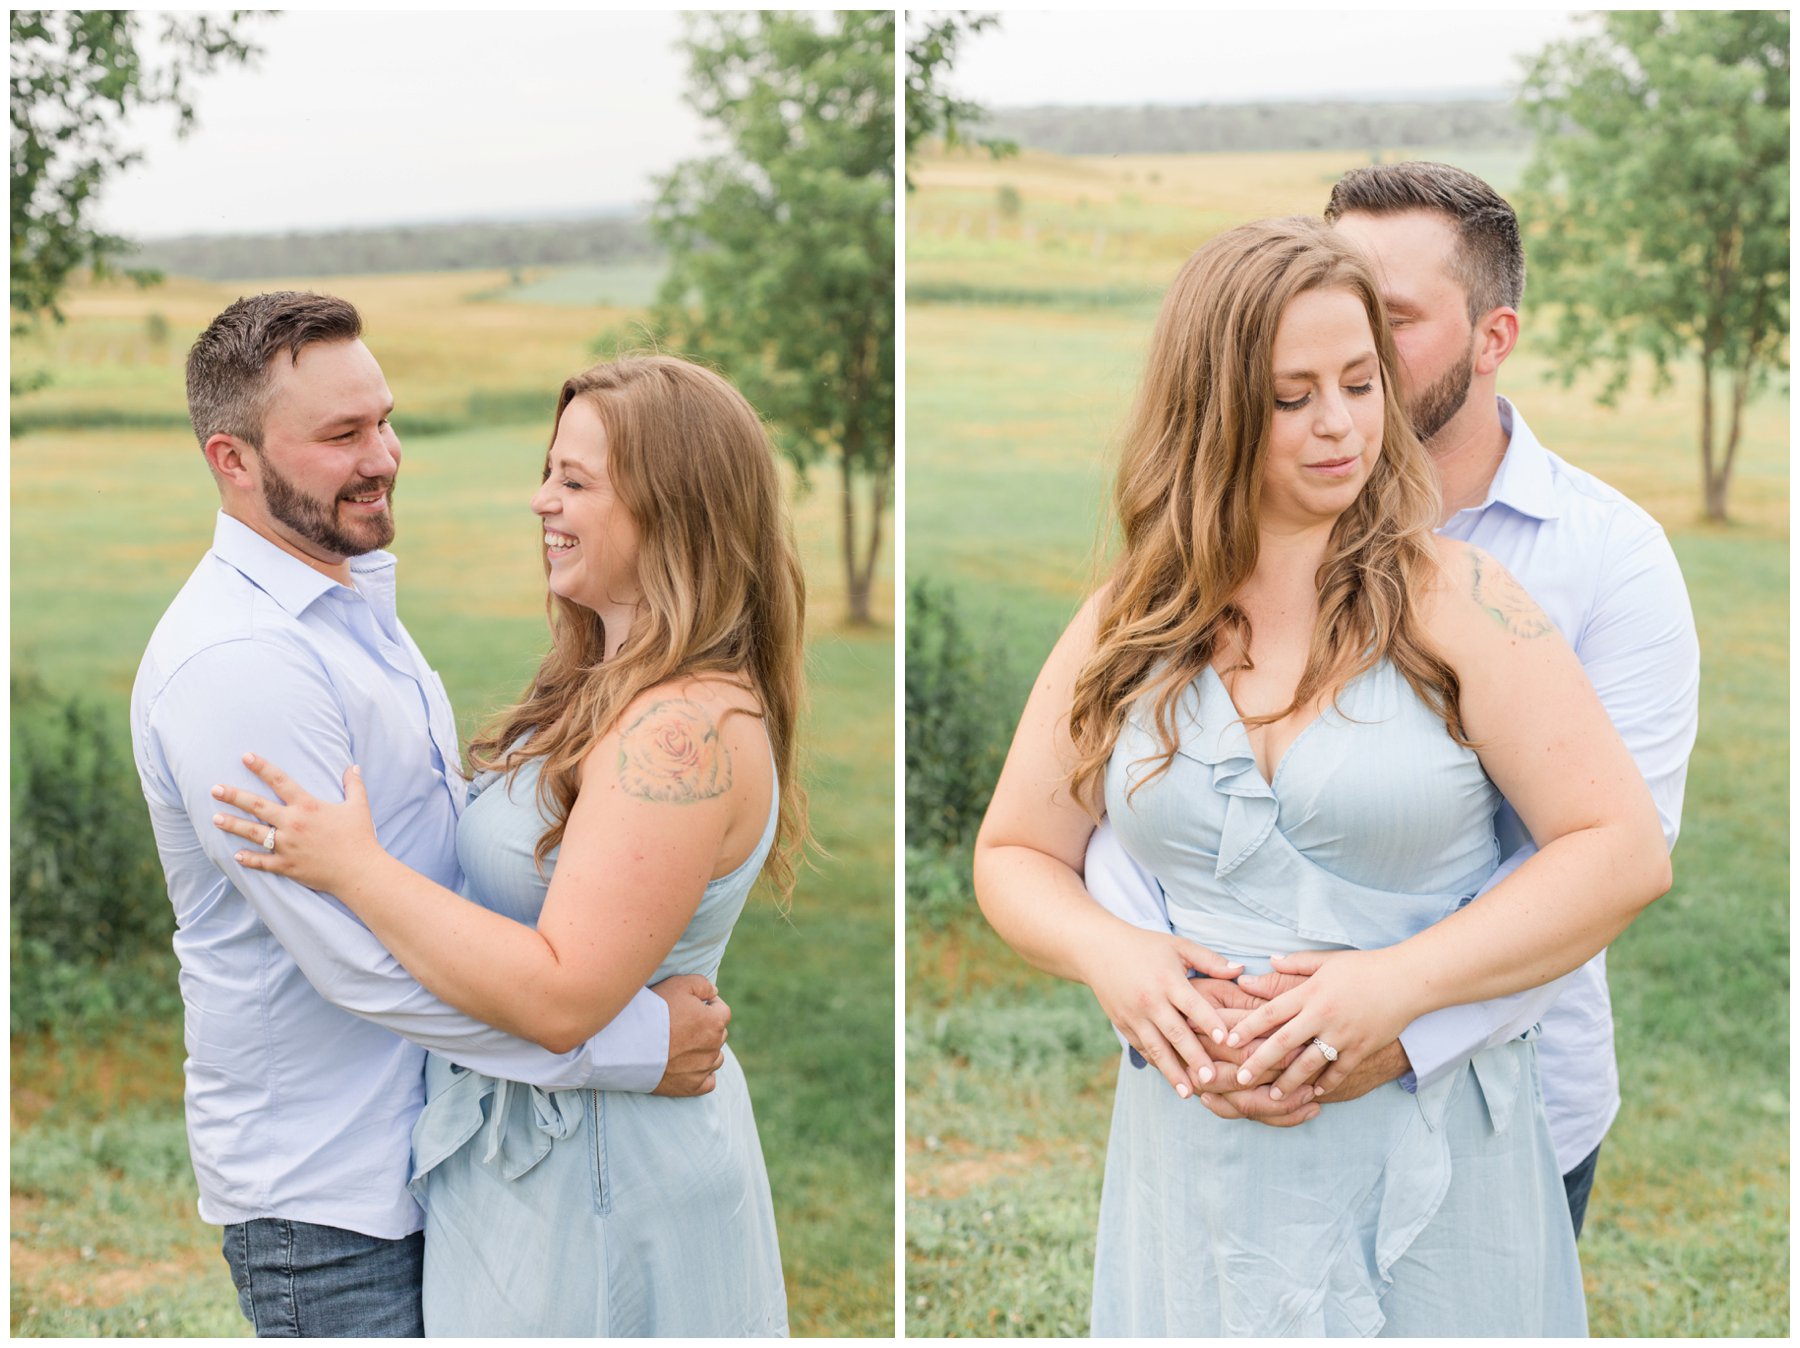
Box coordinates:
[1709,266,1771,526]
[1699,345,1727,523]
[840,447,871,625]
[835,325,888,627]
[850,458,890,622]
[1712,360,1752,523]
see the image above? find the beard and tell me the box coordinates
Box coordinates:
[255,449,395,557]
[1407,343,1476,444]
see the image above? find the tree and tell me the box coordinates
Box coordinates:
[1518,11,1788,523]
[649,12,893,625]
[904,12,1013,190]
[11,11,262,336]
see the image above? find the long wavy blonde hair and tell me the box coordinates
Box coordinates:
[1068,217,1466,809]
[467,355,809,899]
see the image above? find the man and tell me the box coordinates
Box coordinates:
[130,292,730,1336]
[1086,162,1699,1238]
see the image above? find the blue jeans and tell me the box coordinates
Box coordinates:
[1562,1141,1602,1240]
[222,1218,424,1337]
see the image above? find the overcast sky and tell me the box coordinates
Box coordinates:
[96,11,713,239]
[933,9,1588,108]
[93,9,1591,239]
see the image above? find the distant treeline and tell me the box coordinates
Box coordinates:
[126,214,660,281]
[969,99,1526,155]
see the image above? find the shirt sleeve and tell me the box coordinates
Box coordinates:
[1084,819,1174,933]
[1084,818,1174,1059]
[1399,517,1699,1090]
[145,635,670,1093]
[1398,845,1569,1089]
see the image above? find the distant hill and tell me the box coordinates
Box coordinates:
[125,214,660,281]
[968,98,1526,156]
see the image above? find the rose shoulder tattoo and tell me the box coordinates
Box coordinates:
[1466,549,1555,640]
[617,698,733,803]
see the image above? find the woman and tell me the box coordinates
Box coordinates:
[974,219,1668,1335]
[211,355,804,1336]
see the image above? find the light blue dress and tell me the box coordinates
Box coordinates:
[1093,662,1587,1337]
[408,754,787,1336]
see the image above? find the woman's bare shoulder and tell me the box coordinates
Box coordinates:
[1417,534,1563,684]
[1426,536,1555,634]
[593,676,766,806]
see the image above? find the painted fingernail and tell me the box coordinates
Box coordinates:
[212,813,225,826]
[1226,1032,1240,1047]
[1236,1067,1253,1085]
[1199,1066,1214,1084]
[1212,1028,1225,1043]
[211,785,223,797]
[234,852,248,863]
[1199,1094,1216,1107]
[1176,1083,1190,1099]
[243,753,256,763]
[1270,1087,1283,1101]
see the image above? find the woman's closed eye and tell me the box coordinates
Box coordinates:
[1275,381,1376,412]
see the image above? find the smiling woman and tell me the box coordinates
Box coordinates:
[209,352,809,1336]
[533,396,642,649]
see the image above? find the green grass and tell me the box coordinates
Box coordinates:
[484,260,670,309]
[10,272,894,1336]
[905,149,1788,1337]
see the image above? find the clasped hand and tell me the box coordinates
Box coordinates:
[1221,948,1414,1102]
[211,753,381,893]
[1084,938,1414,1116]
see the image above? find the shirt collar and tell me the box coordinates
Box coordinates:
[1458,396,1562,523]
[209,511,397,617]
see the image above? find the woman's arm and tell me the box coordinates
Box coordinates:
[214,684,764,1054]
[1229,539,1670,1094]
[975,593,1243,1097]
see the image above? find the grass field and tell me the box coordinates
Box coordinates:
[904,146,1789,1337]
[10,267,894,1336]
[483,258,670,309]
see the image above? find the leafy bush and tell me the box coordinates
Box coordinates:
[11,673,177,1033]
[904,578,1019,852]
[905,841,977,931]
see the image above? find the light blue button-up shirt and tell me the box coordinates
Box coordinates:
[1088,398,1699,1171]
[131,513,670,1239]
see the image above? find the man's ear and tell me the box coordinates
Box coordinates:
[1473,306,1520,376]
[204,432,256,488]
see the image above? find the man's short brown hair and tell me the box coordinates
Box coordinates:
[1324,161,1526,321]
[185,292,363,450]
